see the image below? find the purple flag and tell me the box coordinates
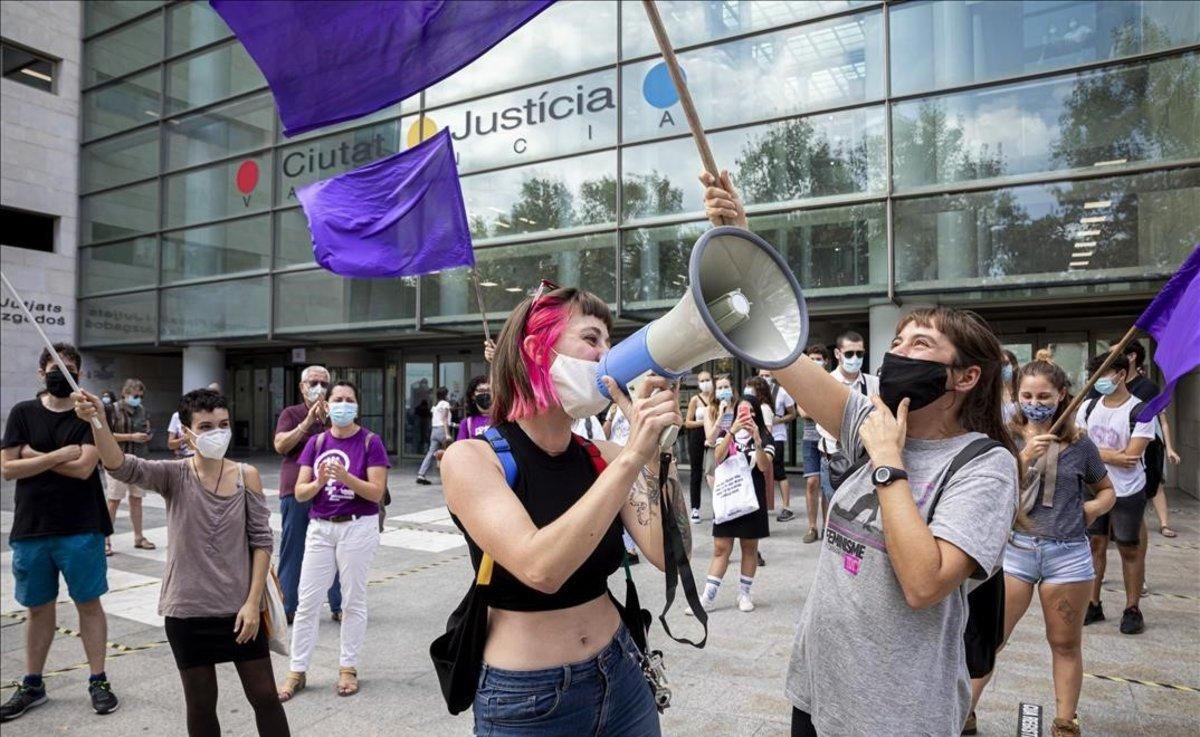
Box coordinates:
[1134,246,1200,421]
[297,128,473,279]
[210,0,555,137]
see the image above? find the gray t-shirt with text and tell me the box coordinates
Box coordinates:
[785,391,1018,736]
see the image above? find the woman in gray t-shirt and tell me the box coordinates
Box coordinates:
[771,306,1019,737]
[972,360,1114,737]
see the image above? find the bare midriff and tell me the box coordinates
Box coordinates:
[482,594,621,670]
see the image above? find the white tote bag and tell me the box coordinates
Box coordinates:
[261,567,290,656]
[712,450,759,525]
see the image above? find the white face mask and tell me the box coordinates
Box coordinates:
[734,429,752,445]
[189,427,232,460]
[305,384,326,402]
[698,381,713,393]
[549,351,612,419]
[743,387,757,397]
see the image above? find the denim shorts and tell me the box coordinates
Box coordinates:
[474,624,661,737]
[1003,532,1095,585]
[801,440,821,478]
[10,532,108,607]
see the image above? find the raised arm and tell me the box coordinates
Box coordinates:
[443,381,679,594]
[73,390,175,493]
[274,401,324,455]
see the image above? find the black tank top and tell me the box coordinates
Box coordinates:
[454,422,624,612]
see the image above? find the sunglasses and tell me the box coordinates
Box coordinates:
[841,350,865,359]
[306,380,330,388]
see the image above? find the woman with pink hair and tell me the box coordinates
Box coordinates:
[440,282,688,736]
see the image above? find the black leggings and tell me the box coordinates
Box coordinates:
[791,708,818,737]
[179,657,290,737]
[687,427,707,510]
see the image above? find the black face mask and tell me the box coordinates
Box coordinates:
[45,370,77,398]
[474,393,492,411]
[878,353,952,415]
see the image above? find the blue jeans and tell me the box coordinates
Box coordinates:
[1003,532,1095,585]
[278,494,341,616]
[474,624,661,737]
[418,427,448,477]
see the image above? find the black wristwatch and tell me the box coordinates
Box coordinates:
[872,466,908,487]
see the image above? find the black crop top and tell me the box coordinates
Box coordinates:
[452,422,624,612]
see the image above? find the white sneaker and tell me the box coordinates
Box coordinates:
[737,594,755,612]
[685,596,716,617]
[690,509,701,524]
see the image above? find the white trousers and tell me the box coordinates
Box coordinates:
[289,515,379,672]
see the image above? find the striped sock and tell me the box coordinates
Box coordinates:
[739,575,754,598]
[703,575,722,601]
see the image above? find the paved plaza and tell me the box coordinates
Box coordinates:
[2,457,1197,736]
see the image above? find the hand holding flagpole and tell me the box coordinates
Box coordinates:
[0,271,102,429]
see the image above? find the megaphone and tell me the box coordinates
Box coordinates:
[597,226,808,447]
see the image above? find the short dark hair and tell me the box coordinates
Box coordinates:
[836,331,863,349]
[1124,340,1146,370]
[39,343,81,372]
[331,380,359,403]
[805,343,830,361]
[436,386,449,401]
[1088,352,1129,376]
[178,389,228,427]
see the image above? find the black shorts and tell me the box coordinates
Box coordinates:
[1143,439,1164,499]
[165,615,270,671]
[1086,490,1147,545]
[771,439,787,478]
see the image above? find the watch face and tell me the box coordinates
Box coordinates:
[873,467,888,485]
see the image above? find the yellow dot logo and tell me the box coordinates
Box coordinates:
[406,117,438,148]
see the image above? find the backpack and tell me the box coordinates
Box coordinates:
[823,381,870,489]
[314,429,390,508]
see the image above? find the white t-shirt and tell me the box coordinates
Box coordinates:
[572,415,607,442]
[816,369,880,454]
[607,407,631,446]
[769,384,795,442]
[431,400,452,430]
[167,411,193,458]
[1075,395,1156,497]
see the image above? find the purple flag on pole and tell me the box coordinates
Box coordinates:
[210,0,555,137]
[297,128,473,279]
[1134,246,1200,421]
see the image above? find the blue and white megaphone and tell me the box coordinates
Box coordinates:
[597,226,808,448]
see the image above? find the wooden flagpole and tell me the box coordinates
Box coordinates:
[417,91,491,343]
[641,0,730,225]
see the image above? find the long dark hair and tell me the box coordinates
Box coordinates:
[896,307,1018,461]
[464,375,489,418]
[733,394,772,449]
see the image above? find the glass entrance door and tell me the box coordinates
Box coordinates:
[403,359,434,457]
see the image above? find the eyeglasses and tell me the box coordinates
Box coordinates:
[306,380,330,388]
[841,350,865,359]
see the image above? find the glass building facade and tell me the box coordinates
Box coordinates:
[78,0,1200,454]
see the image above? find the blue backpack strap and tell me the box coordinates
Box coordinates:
[483,426,518,488]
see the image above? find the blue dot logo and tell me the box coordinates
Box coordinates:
[642,62,685,109]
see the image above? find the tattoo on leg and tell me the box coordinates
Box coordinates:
[1055,597,1078,625]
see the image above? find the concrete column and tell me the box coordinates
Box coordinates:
[182,345,225,393]
[868,300,936,374]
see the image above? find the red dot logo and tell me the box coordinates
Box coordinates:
[235,160,259,194]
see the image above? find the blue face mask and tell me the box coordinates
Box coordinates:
[841,356,863,373]
[1020,402,1057,424]
[1002,364,1014,382]
[715,388,733,402]
[125,396,142,408]
[1094,378,1118,396]
[329,402,358,427]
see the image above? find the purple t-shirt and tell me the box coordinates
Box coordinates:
[276,403,328,498]
[456,415,491,441]
[298,428,390,518]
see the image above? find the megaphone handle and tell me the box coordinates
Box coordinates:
[659,424,679,451]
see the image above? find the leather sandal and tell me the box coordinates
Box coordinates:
[336,667,358,697]
[134,538,156,550]
[276,671,306,702]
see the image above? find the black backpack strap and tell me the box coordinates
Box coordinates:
[925,438,1005,524]
[1128,402,1146,434]
[1083,396,1100,424]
